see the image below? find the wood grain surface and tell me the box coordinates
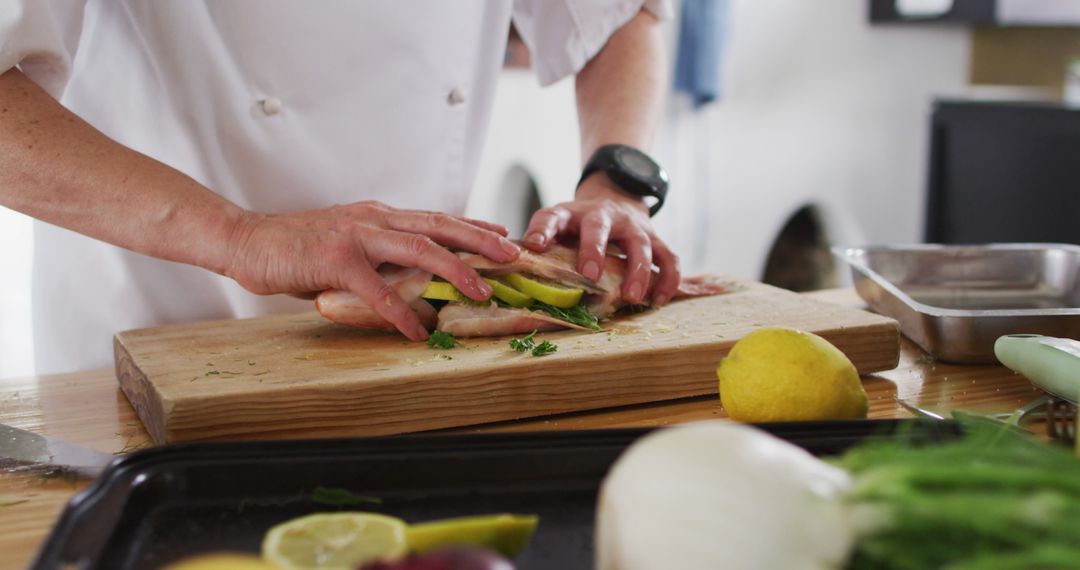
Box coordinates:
[114,279,900,443]
[0,289,1049,570]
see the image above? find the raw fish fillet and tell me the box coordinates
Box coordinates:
[315,245,727,337]
[315,267,436,331]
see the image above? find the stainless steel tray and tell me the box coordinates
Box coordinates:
[833,243,1080,363]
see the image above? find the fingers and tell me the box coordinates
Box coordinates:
[620,229,653,305]
[459,216,509,236]
[576,210,613,282]
[388,211,519,263]
[523,206,571,252]
[650,237,681,306]
[345,263,428,341]
[365,230,493,302]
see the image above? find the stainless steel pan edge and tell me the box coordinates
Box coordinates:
[833,243,1080,364]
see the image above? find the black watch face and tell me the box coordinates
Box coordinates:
[615,147,658,179]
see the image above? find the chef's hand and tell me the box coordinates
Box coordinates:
[225,201,520,341]
[522,173,680,306]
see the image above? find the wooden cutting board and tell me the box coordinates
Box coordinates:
[115,278,900,444]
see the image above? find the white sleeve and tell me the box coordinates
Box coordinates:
[0,0,85,97]
[512,0,673,87]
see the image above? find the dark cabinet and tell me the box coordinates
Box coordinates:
[924,100,1080,245]
[870,0,995,24]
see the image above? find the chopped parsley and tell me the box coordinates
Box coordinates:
[531,340,557,357]
[427,330,460,349]
[510,330,538,353]
[509,330,558,357]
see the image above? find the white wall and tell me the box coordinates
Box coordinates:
[0,208,34,379]
[466,72,580,234]
[471,0,972,280]
[697,0,971,278]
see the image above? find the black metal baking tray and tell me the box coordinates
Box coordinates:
[32,420,962,570]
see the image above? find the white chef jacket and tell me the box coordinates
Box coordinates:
[0,0,670,374]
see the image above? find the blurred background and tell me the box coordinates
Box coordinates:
[2,0,1079,378]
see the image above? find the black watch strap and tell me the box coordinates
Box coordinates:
[577,144,668,216]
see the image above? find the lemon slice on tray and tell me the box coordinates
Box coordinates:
[406,514,539,557]
[504,273,583,309]
[261,512,408,570]
[164,553,276,570]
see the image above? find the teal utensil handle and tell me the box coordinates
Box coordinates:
[995,334,1080,404]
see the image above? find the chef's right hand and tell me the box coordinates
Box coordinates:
[223,201,521,341]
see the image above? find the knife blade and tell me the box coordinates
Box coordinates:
[0,424,113,479]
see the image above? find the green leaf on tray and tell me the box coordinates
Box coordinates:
[311,486,383,507]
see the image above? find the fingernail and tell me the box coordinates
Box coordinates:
[582,260,600,281]
[525,233,545,246]
[477,279,493,297]
[415,324,430,340]
[500,239,521,258]
[628,282,643,304]
[653,294,669,307]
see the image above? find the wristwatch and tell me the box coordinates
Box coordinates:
[577,144,669,216]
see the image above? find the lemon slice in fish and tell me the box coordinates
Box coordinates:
[504,273,583,309]
[481,278,533,308]
[261,512,408,570]
[420,281,468,302]
[422,279,532,308]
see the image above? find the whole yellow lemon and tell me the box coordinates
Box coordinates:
[717,327,869,422]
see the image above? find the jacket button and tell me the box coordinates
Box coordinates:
[447,88,466,105]
[259,97,283,116]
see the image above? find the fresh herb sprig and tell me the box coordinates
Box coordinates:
[530,301,602,331]
[832,413,1080,569]
[427,330,460,349]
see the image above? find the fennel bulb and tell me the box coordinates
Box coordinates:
[596,422,855,570]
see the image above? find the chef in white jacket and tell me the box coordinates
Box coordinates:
[0,1,678,375]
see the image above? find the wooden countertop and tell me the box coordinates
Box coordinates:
[0,289,1043,569]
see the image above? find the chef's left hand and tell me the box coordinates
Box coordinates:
[522,173,680,307]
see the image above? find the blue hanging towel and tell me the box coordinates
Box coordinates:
[674,0,731,109]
